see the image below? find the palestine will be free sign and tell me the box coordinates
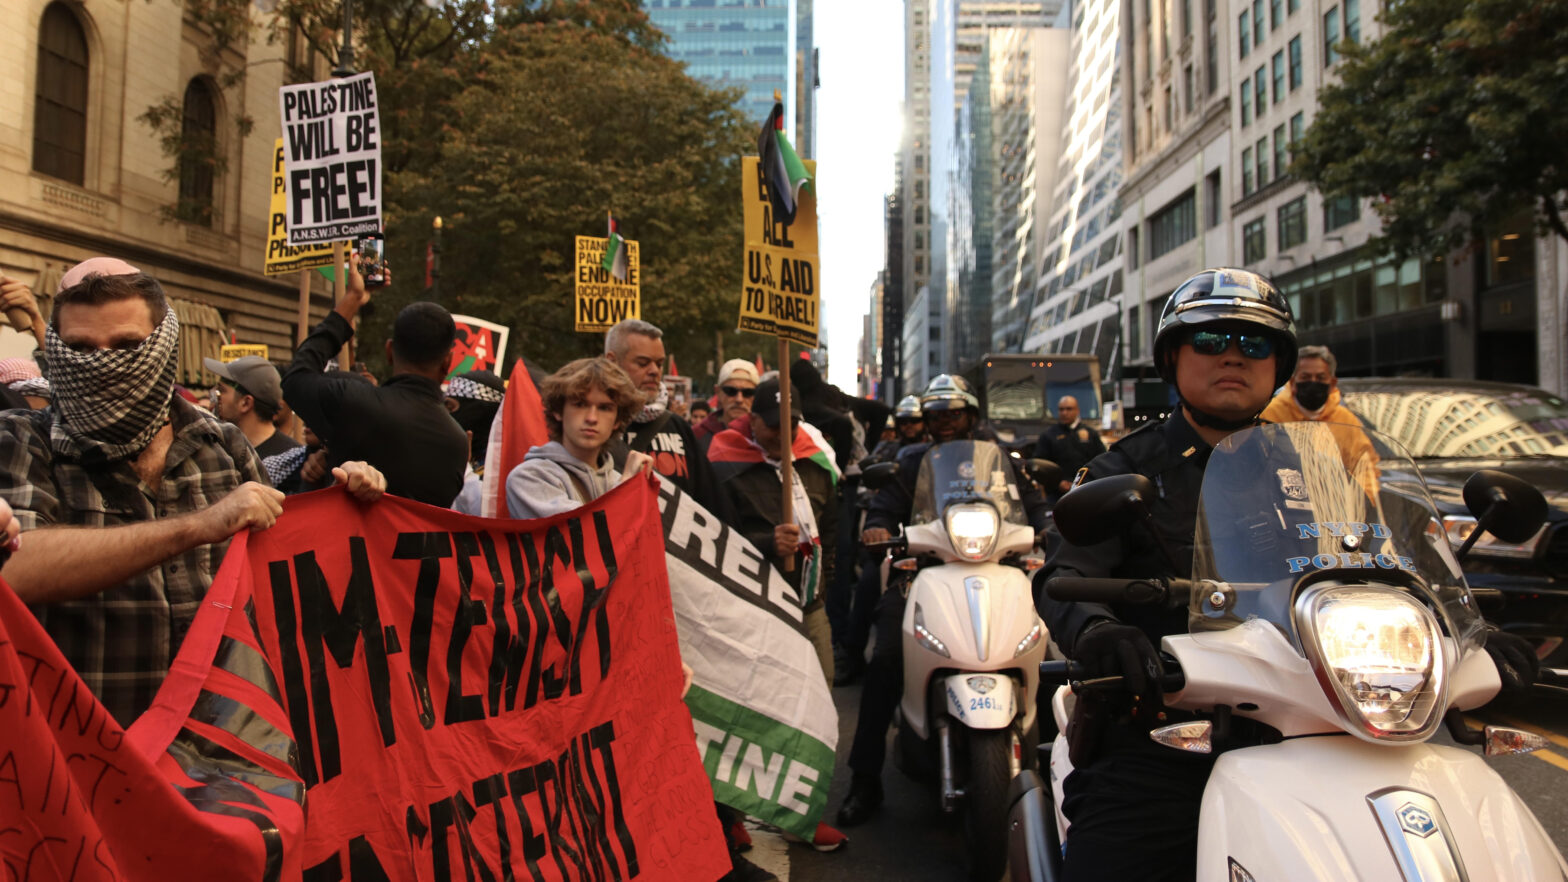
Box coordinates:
[279,72,382,244]
[740,156,819,348]
[574,236,641,333]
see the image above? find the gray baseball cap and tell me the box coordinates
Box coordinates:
[203,355,283,409]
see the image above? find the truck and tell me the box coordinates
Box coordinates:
[961,353,1103,451]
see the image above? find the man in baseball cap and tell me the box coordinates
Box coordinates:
[204,355,301,460]
[694,357,761,446]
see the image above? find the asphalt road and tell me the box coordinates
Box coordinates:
[778,678,1568,881]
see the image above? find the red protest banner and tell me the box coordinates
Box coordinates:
[0,477,729,882]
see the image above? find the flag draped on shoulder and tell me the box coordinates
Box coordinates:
[756,101,811,227]
[601,212,629,282]
[706,418,839,486]
[480,357,550,518]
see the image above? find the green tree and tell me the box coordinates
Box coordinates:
[1291,0,1568,257]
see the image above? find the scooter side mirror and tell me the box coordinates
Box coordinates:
[1052,474,1156,546]
[862,461,900,490]
[1461,469,1548,548]
[1025,458,1062,489]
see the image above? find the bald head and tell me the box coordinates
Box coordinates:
[1056,396,1080,425]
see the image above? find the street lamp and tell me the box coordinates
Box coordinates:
[430,215,443,302]
[332,0,356,77]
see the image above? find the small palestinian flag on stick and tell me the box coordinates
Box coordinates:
[757,100,811,227]
[602,212,629,281]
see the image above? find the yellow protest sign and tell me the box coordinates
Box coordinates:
[220,344,269,361]
[574,236,641,333]
[264,138,336,276]
[740,157,819,348]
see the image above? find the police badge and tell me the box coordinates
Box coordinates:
[1277,468,1313,510]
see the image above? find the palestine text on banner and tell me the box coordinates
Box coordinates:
[740,156,819,349]
[278,72,383,245]
[575,235,641,333]
[655,479,837,839]
[0,480,730,882]
[265,138,335,275]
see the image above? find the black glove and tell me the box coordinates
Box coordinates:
[1072,620,1164,705]
[1484,627,1539,695]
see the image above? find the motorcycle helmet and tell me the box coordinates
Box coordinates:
[1153,267,1298,389]
[920,374,980,413]
[894,395,924,421]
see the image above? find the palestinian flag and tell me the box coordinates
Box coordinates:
[479,357,551,518]
[602,212,629,281]
[707,417,839,487]
[757,101,811,226]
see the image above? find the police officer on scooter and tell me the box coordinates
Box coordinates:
[838,374,1051,825]
[1039,268,1541,881]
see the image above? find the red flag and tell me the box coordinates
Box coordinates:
[668,354,679,377]
[481,357,550,517]
[754,354,765,376]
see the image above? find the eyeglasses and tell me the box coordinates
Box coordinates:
[1186,330,1275,359]
[720,385,756,398]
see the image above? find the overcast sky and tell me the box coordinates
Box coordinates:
[814,1,904,393]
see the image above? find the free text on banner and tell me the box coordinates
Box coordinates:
[574,236,641,333]
[0,480,730,882]
[264,138,335,275]
[279,72,383,245]
[739,157,819,348]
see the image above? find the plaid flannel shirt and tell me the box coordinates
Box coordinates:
[0,396,265,726]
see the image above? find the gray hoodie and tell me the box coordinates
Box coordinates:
[506,440,623,520]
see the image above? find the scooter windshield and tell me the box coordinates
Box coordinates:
[909,440,1030,526]
[1190,422,1485,652]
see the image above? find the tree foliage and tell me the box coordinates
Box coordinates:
[1291,0,1568,257]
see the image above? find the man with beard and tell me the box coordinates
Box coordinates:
[0,258,385,726]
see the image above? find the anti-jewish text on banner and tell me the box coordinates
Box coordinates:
[278,72,383,244]
[575,236,641,333]
[657,480,837,838]
[265,137,335,274]
[739,156,819,348]
[0,479,730,882]
[446,314,511,380]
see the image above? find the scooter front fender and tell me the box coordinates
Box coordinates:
[943,672,1016,729]
[1198,737,1568,881]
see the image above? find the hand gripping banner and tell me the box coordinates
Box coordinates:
[1,477,729,881]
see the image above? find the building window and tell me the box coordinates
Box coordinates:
[915,255,924,274]
[1148,188,1198,260]
[1290,110,1304,143]
[178,78,217,226]
[1253,0,1265,44]
[1272,125,1287,181]
[1164,86,1173,130]
[1288,0,1299,13]
[915,205,925,224]
[1270,0,1282,29]
[1207,18,1219,92]
[1324,195,1359,231]
[1183,64,1194,114]
[1271,51,1285,102]
[1241,146,1255,195]
[33,3,90,185]
[1205,169,1222,228]
[1324,7,1340,65]
[1345,0,1360,43]
[1278,196,1307,249]
[1288,36,1303,89]
[1128,228,1141,268]
[1255,136,1269,185]
[1255,67,1267,116]
[915,153,925,170]
[1240,83,1252,126]
[1183,0,1193,37]
[914,231,924,249]
[1243,217,1267,263]
[1239,10,1250,58]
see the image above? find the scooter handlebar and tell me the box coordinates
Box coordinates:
[1044,576,1193,606]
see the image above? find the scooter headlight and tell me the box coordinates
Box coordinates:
[945,503,999,561]
[1296,586,1446,742]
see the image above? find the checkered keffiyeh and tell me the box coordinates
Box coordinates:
[45,307,180,462]
[8,377,50,400]
[262,444,310,487]
[448,375,504,404]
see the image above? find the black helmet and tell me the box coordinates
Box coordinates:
[920,374,979,413]
[894,395,924,421]
[1153,267,1298,389]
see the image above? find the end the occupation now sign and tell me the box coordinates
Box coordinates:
[279,72,382,244]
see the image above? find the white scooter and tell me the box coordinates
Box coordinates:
[862,439,1055,882]
[1008,421,1568,881]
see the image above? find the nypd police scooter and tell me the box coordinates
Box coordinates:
[1008,421,1568,881]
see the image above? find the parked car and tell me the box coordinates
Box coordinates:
[1337,377,1568,665]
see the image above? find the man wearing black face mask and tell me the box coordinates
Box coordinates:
[1260,343,1377,472]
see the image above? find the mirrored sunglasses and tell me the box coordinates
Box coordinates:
[1187,330,1275,359]
[721,385,756,398]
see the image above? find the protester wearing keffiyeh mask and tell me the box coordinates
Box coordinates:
[445,369,505,468]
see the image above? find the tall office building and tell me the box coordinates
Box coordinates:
[644,0,815,154]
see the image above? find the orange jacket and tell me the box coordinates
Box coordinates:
[1261,385,1381,483]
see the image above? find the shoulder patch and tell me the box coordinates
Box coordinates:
[1071,466,1089,489]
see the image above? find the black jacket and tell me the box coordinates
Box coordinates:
[281,312,469,507]
[1036,410,1211,654]
[710,439,838,598]
[609,411,732,520]
[1034,421,1107,495]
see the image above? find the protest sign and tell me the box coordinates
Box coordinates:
[446,315,510,380]
[265,138,335,275]
[574,236,641,333]
[739,156,819,349]
[655,481,837,838]
[278,72,383,245]
[0,481,730,882]
[220,343,269,361]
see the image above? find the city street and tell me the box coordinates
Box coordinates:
[751,673,1568,880]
